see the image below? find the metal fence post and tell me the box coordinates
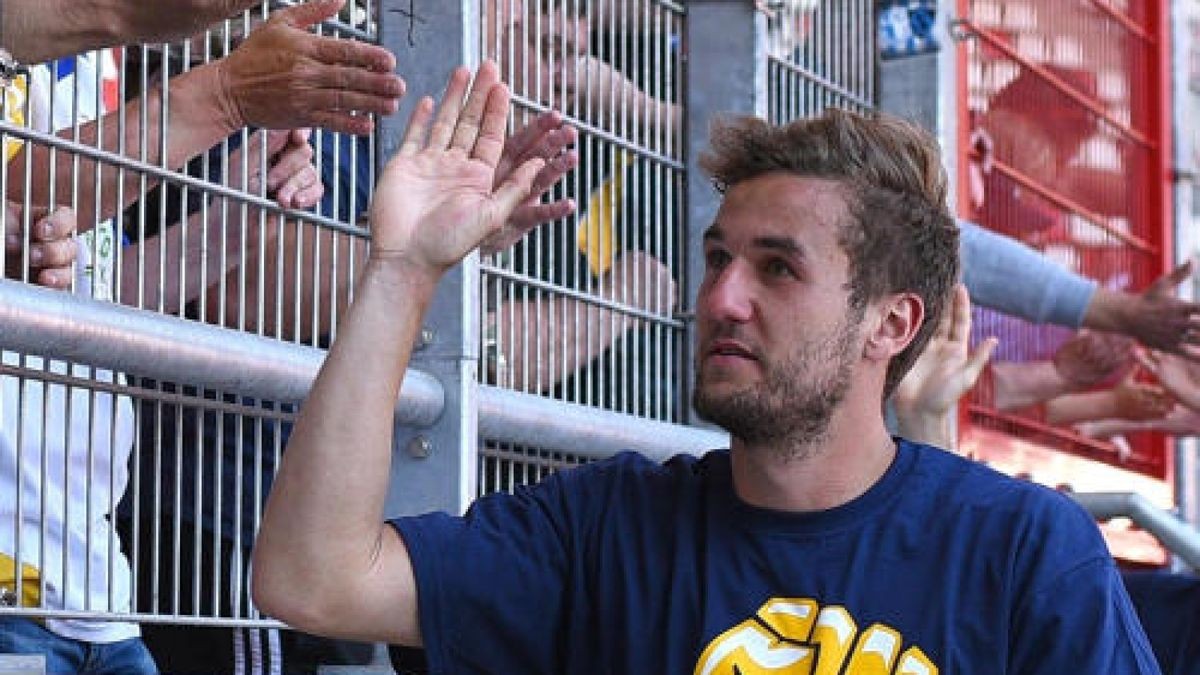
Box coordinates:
[682,0,767,424]
[378,0,482,517]
[1170,0,1200,550]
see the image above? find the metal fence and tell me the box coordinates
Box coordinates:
[955,0,1172,478]
[0,0,865,647]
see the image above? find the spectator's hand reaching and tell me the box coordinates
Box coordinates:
[264,129,325,210]
[216,0,404,136]
[892,284,997,448]
[1114,260,1200,360]
[1136,349,1200,412]
[368,63,543,279]
[3,205,77,290]
[1111,374,1174,422]
[1052,330,1133,389]
[480,111,579,255]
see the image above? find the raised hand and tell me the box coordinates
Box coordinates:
[892,284,997,447]
[481,111,579,255]
[368,63,545,278]
[216,0,404,136]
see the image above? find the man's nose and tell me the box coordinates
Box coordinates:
[701,263,755,325]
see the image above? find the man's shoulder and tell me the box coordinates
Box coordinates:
[904,440,1098,535]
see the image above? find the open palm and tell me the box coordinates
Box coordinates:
[369,63,544,277]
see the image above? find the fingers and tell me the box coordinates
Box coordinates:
[502,111,563,167]
[510,199,576,230]
[1148,259,1195,296]
[308,33,397,73]
[528,149,578,199]
[305,111,375,137]
[470,83,512,168]
[276,164,325,210]
[399,97,435,156]
[427,67,473,151]
[277,0,347,31]
[943,284,970,343]
[492,158,546,220]
[450,63,502,156]
[963,337,999,384]
[267,140,316,192]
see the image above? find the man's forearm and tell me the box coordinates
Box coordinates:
[253,257,434,621]
[7,62,238,228]
[2,0,121,64]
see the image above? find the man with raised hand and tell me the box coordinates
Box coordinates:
[252,69,1159,673]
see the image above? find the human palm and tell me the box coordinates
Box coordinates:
[368,64,544,276]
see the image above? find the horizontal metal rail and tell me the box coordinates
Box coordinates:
[960,18,1153,149]
[986,156,1157,254]
[0,279,727,458]
[767,56,875,112]
[1072,492,1200,571]
[0,278,441,426]
[480,387,725,462]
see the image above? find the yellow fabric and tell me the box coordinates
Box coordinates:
[577,151,635,277]
[2,75,28,162]
[0,553,41,607]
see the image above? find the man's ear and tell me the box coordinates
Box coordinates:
[863,292,924,362]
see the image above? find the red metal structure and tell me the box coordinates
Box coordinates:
[955,0,1174,563]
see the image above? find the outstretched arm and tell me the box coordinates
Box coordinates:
[252,63,544,644]
[2,0,265,64]
[6,0,402,228]
[1083,260,1200,361]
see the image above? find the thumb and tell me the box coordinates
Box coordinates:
[276,0,345,29]
[492,158,545,224]
[1149,259,1194,295]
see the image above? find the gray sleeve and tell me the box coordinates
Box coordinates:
[958,220,1096,328]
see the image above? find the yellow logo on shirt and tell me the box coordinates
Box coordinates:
[695,598,938,675]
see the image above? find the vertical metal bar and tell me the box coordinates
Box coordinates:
[377,0,481,516]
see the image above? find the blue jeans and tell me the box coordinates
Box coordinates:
[0,617,158,674]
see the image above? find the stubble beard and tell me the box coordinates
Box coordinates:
[692,317,860,462]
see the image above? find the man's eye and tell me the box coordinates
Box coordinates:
[705,249,730,270]
[765,259,794,278]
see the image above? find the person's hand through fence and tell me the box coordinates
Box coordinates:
[264,129,325,210]
[368,63,544,280]
[216,0,404,136]
[3,205,77,290]
[1111,373,1175,422]
[892,284,997,447]
[479,111,579,255]
[1114,260,1200,360]
[1136,349,1200,413]
[1051,330,1133,389]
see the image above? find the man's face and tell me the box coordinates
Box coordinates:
[693,173,865,453]
[486,0,590,107]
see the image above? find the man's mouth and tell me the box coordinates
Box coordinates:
[706,340,757,362]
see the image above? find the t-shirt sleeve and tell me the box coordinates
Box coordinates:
[1008,500,1162,674]
[388,474,577,674]
[959,219,1096,327]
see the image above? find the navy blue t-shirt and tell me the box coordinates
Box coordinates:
[390,440,1159,674]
